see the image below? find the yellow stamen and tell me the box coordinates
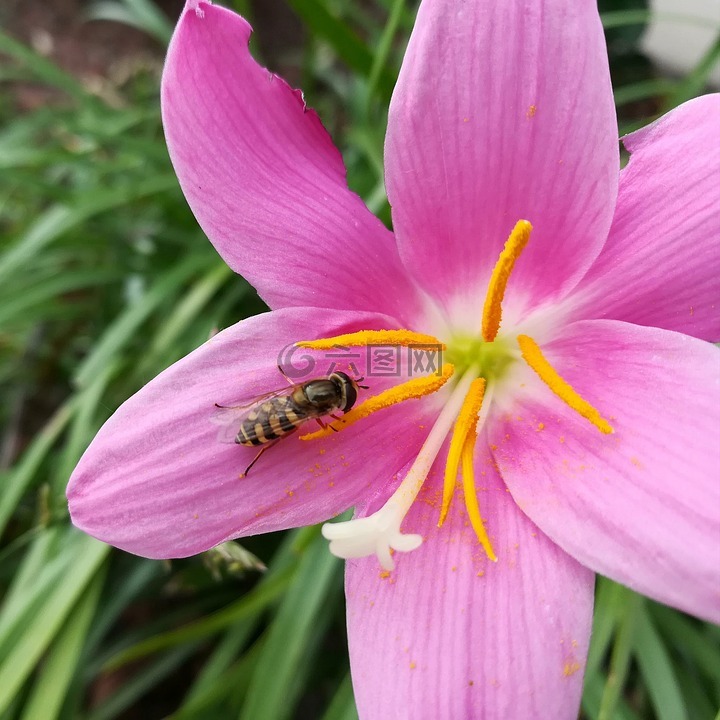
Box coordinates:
[461,434,497,562]
[481,220,533,342]
[438,378,486,526]
[296,329,445,350]
[300,364,455,441]
[517,334,614,434]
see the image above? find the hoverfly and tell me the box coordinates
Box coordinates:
[212,367,368,476]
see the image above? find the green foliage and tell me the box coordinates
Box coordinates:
[0,1,718,718]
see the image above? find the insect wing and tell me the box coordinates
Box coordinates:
[210,386,297,444]
[210,405,250,444]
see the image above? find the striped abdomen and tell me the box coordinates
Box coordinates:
[236,396,307,446]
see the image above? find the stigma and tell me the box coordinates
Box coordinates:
[297,219,614,569]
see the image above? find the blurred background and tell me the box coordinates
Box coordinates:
[0,1,718,718]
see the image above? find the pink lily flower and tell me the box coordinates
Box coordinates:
[68,0,720,716]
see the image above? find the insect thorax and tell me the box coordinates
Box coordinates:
[298,379,343,412]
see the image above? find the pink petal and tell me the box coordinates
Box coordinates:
[384,0,618,318]
[345,446,594,719]
[162,2,421,322]
[68,307,439,559]
[491,320,720,622]
[568,94,720,341]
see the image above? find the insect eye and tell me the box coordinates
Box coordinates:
[341,382,358,412]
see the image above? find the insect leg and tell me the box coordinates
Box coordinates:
[277,364,295,387]
[314,417,339,433]
[240,427,298,477]
[240,442,277,478]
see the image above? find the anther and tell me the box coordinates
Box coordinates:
[460,424,497,562]
[481,220,532,342]
[518,334,614,434]
[439,377,486,525]
[296,329,446,350]
[436,378,497,561]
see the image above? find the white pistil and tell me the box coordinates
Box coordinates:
[321,369,479,570]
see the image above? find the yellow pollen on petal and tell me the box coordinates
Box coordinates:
[296,329,446,350]
[300,364,455,441]
[438,377,486,526]
[481,220,533,342]
[461,433,497,562]
[517,334,614,434]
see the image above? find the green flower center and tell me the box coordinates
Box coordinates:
[445,333,515,383]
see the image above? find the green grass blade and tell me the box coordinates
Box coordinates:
[0,176,178,287]
[586,578,623,678]
[320,674,358,720]
[0,527,64,643]
[239,532,343,720]
[104,563,295,668]
[104,529,319,670]
[583,671,640,720]
[87,646,198,720]
[0,533,109,715]
[0,268,122,329]
[650,605,720,685]
[83,560,160,656]
[169,635,268,720]
[168,530,318,717]
[0,206,79,285]
[133,261,234,378]
[52,361,120,496]
[19,566,105,720]
[169,624,256,719]
[73,252,214,389]
[365,0,405,112]
[614,78,677,106]
[666,35,720,109]
[286,0,395,98]
[601,9,720,30]
[598,588,642,720]
[634,605,688,720]
[0,552,76,659]
[0,400,77,537]
[674,664,716,720]
[87,0,173,45]
[124,0,175,40]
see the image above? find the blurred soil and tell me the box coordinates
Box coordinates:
[1,0,176,108]
[1,0,305,109]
